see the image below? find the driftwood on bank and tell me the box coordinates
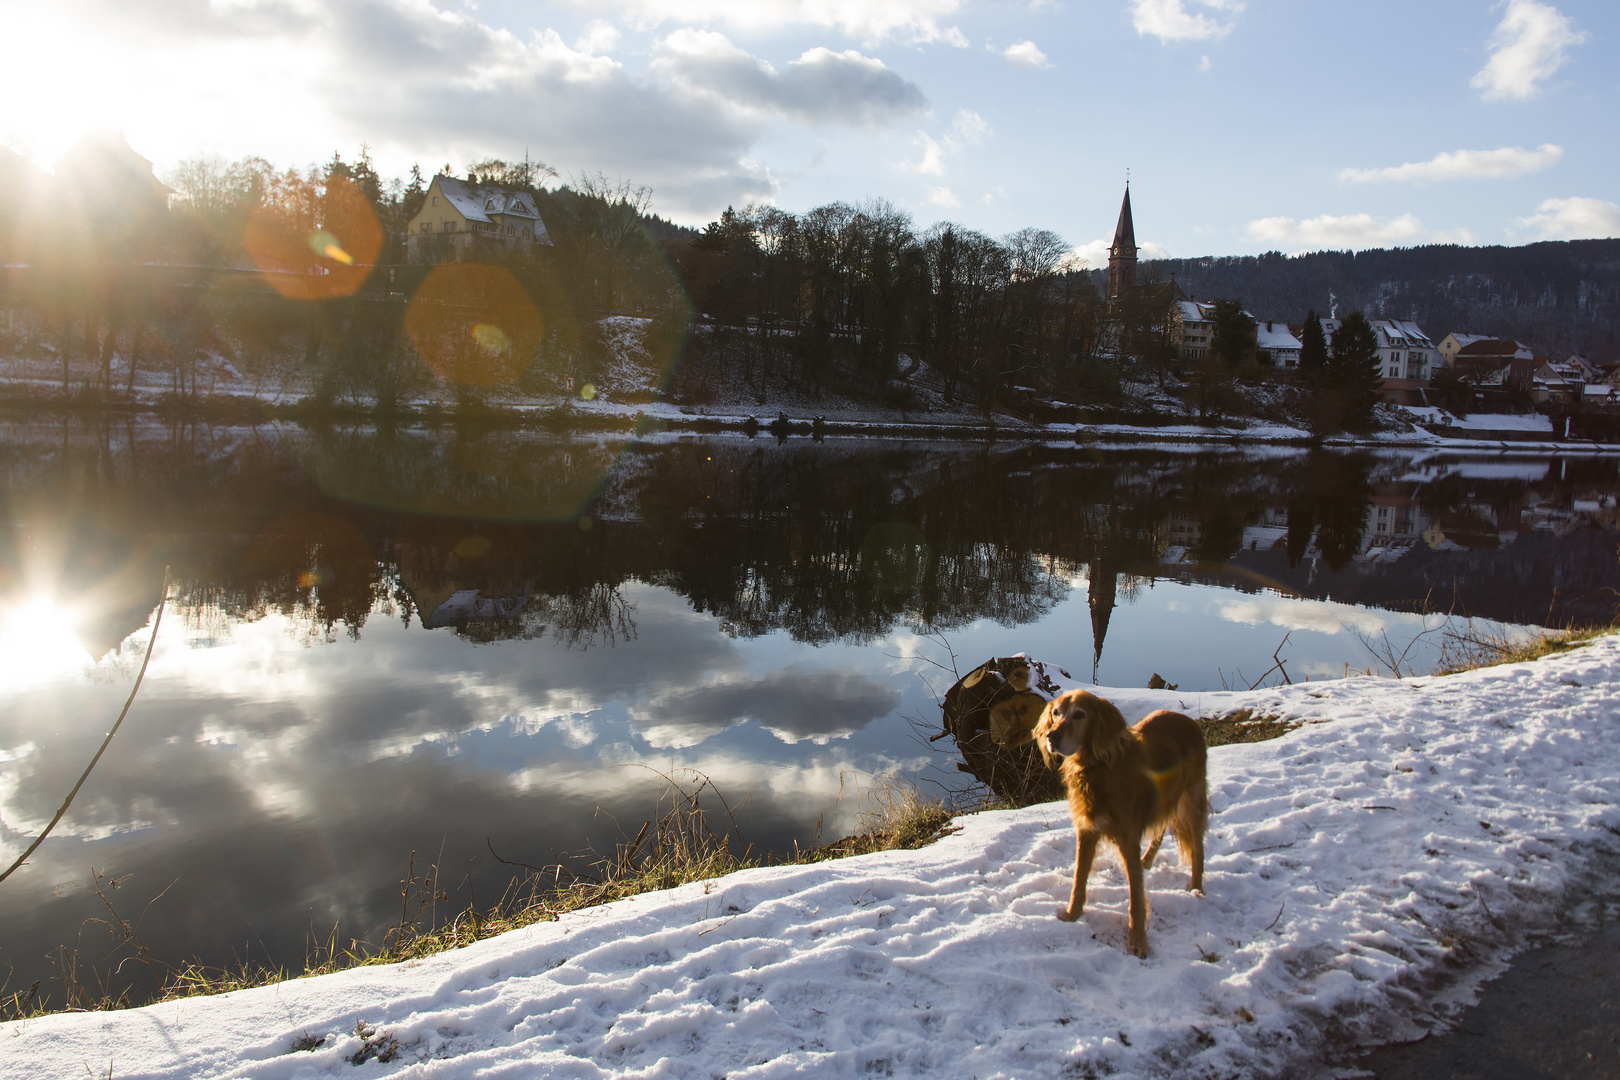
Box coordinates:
[940,655,1065,806]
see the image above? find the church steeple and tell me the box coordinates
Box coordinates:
[1106,185,1137,302]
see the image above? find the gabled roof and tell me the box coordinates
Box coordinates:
[1456,338,1534,361]
[1256,320,1302,351]
[1371,319,1433,349]
[430,175,551,243]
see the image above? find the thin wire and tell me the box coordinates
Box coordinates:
[0,567,170,887]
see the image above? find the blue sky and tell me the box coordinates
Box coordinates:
[4,0,1616,263]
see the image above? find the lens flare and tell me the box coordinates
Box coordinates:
[306,230,355,265]
[244,176,381,300]
[0,594,91,689]
[405,264,541,386]
[580,384,597,400]
[472,323,511,357]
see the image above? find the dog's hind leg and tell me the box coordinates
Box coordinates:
[1122,839,1150,958]
[1174,787,1207,893]
[1058,831,1098,922]
[1141,825,1168,869]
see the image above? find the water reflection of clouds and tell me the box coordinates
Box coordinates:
[1216,594,1392,636]
[0,582,890,869]
[628,667,901,748]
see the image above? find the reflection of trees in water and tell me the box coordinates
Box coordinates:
[6,419,1616,657]
[449,581,639,650]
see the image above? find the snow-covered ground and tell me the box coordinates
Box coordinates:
[8,638,1620,1079]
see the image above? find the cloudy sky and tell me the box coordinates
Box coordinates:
[3,0,1616,261]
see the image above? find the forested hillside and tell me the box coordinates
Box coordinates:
[1110,241,1620,360]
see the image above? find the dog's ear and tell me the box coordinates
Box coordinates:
[1033,698,1059,769]
[1087,695,1130,766]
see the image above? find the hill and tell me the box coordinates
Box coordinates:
[1092,239,1620,360]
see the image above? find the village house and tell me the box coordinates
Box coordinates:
[1174,300,1213,359]
[1448,338,1535,391]
[405,174,553,262]
[1308,316,1433,400]
[1256,319,1302,369]
[1370,319,1434,402]
[1437,332,1491,368]
[1532,355,1603,406]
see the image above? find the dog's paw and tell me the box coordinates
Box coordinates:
[1127,935,1151,959]
[1056,906,1082,922]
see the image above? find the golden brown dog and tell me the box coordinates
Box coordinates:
[1034,690,1208,958]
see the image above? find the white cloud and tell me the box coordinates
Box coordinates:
[0,0,941,221]
[1073,236,1169,267]
[575,19,622,54]
[1001,40,1050,68]
[1197,54,1211,71]
[1517,197,1620,240]
[1245,212,1425,251]
[653,31,928,126]
[926,186,960,207]
[1471,0,1586,102]
[1217,597,1390,637]
[1129,0,1243,43]
[573,0,967,45]
[1339,143,1563,184]
[904,108,991,176]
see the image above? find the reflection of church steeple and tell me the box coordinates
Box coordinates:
[1106,185,1138,302]
[1088,562,1118,683]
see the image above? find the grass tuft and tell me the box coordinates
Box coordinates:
[1435,624,1615,676]
[1199,709,1300,747]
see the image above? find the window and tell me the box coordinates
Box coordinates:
[446,220,456,232]
[420,222,431,234]
[522,228,530,239]
[432,196,438,206]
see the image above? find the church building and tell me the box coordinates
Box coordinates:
[1100,184,1185,359]
[1106,185,1137,302]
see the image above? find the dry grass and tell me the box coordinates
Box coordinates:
[1434,623,1615,676]
[1198,708,1301,746]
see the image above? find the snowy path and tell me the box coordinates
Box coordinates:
[7,639,1620,1079]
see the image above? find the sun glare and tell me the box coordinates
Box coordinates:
[0,594,92,690]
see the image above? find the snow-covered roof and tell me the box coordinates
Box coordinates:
[1370,319,1433,349]
[1255,320,1301,351]
[1175,300,1208,323]
[430,175,552,243]
[1444,332,1490,349]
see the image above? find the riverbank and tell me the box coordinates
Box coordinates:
[7,635,1619,1078]
[8,390,1620,456]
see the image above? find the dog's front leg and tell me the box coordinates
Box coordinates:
[1058,831,1097,922]
[1122,840,1150,958]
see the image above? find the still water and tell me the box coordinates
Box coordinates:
[2,416,1617,1001]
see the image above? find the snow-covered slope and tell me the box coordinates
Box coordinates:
[8,640,1620,1079]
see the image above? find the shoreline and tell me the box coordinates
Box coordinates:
[6,391,1620,454]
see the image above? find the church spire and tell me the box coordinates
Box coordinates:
[1106,184,1137,302]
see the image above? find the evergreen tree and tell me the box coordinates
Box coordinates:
[402,164,426,225]
[1298,309,1328,376]
[1327,311,1381,431]
[1209,298,1254,367]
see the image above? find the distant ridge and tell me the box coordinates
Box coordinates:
[1091,239,1620,358]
